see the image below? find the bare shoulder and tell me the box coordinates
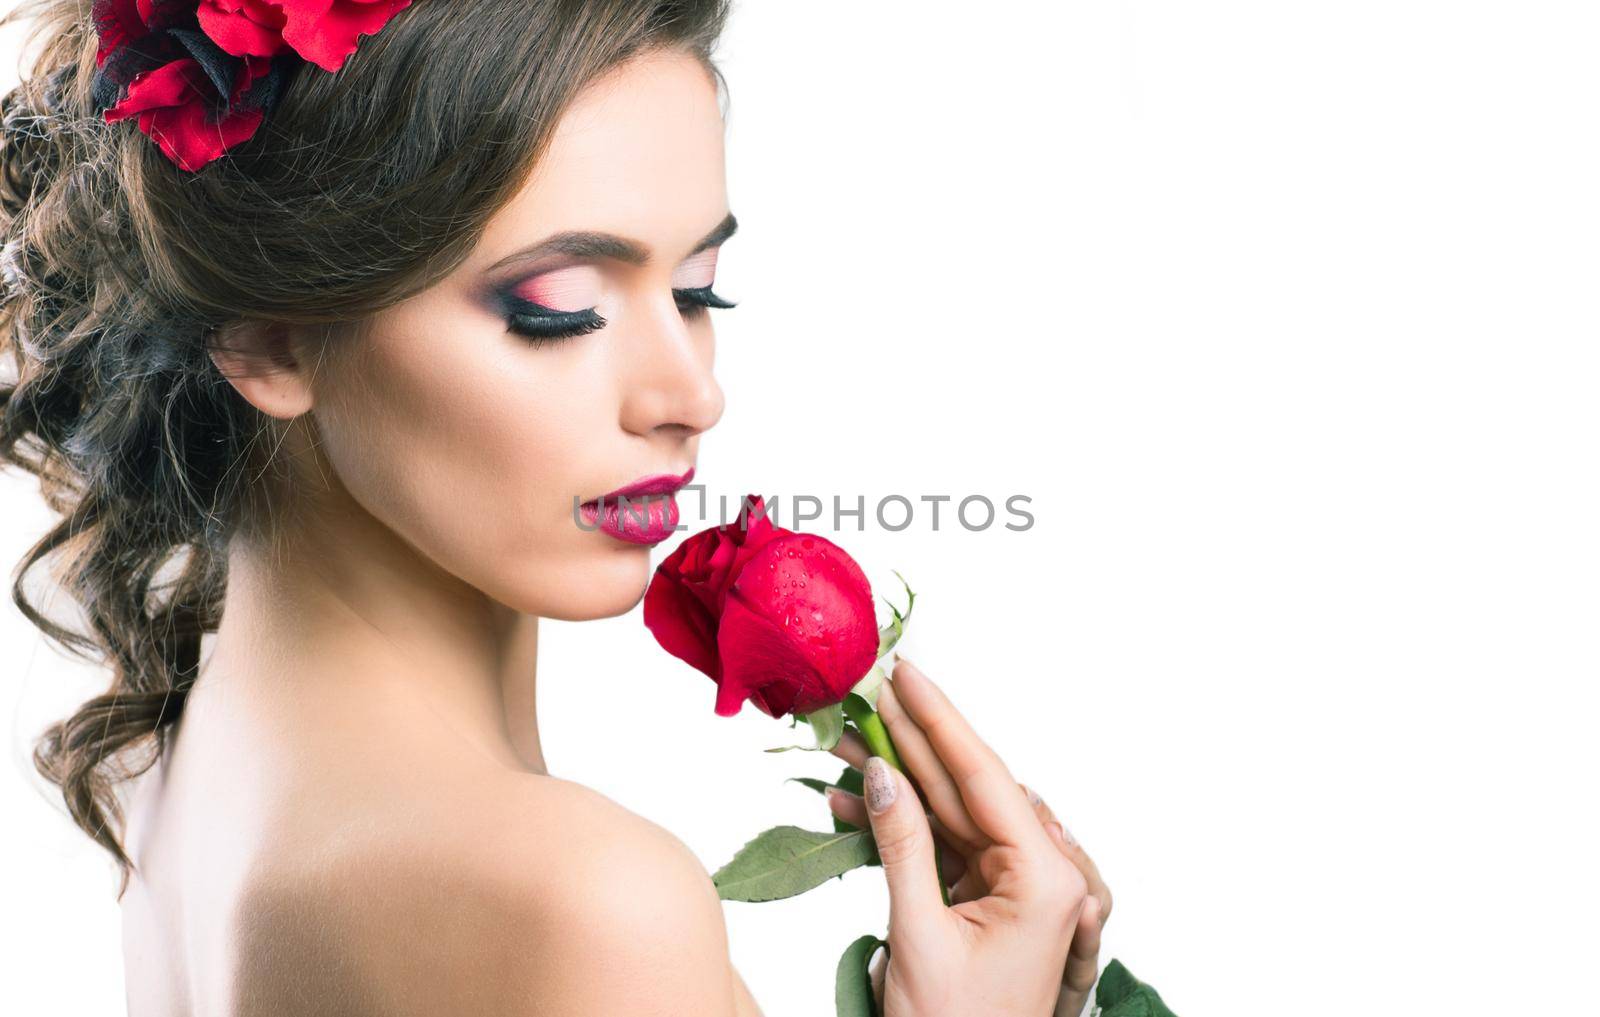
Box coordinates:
[232,772,744,1017]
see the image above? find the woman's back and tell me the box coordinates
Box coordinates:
[120,667,753,1017]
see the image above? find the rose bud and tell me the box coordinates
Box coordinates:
[644,495,879,718]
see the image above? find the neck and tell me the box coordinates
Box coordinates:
[202,482,546,775]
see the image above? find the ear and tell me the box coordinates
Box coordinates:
[207,319,317,420]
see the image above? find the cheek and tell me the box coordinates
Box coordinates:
[314,325,627,611]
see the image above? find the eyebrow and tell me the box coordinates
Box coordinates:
[487,211,738,272]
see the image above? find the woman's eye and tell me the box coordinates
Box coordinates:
[674,285,738,317]
[503,286,736,345]
[505,294,606,346]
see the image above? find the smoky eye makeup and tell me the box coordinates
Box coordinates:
[671,247,737,317]
[495,263,607,345]
[493,246,737,346]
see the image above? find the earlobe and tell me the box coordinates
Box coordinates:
[206,320,316,420]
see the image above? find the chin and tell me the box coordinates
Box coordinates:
[505,543,656,621]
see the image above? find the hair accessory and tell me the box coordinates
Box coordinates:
[89,1,413,172]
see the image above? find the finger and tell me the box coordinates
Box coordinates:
[828,728,871,770]
[826,787,968,886]
[830,727,979,860]
[1053,895,1102,1017]
[869,941,887,1015]
[889,658,1051,853]
[1030,796,1112,925]
[876,672,986,853]
[861,755,949,943]
[948,862,988,906]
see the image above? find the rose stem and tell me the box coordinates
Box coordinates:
[841,696,902,771]
[841,696,951,908]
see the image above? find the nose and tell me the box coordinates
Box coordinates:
[617,300,725,439]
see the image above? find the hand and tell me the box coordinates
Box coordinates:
[818,658,1097,1017]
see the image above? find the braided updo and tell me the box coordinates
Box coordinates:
[0,0,731,892]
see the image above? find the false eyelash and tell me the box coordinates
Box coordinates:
[674,285,738,313]
[504,294,607,345]
[505,287,738,346]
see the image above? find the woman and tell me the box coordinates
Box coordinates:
[0,1,1111,1013]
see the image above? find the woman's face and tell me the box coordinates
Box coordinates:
[306,49,731,620]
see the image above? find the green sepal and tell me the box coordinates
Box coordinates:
[711,824,880,902]
[849,665,887,709]
[763,702,846,753]
[875,570,916,658]
[835,934,886,1017]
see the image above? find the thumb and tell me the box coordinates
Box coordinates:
[863,755,946,941]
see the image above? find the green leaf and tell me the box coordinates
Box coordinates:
[835,764,864,796]
[875,571,916,658]
[785,776,834,795]
[712,825,880,902]
[835,934,885,1017]
[833,770,878,862]
[1096,958,1179,1017]
[784,767,880,865]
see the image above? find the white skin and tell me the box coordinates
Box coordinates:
[120,47,1108,1017]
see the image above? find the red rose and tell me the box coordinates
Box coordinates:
[102,55,273,172]
[644,496,880,719]
[198,0,413,73]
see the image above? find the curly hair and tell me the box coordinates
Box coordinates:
[0,0,732,894]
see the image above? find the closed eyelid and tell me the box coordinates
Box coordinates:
[671,247,720,290]
[509,264,604,313]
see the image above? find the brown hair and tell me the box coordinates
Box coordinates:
[0,0,732,892]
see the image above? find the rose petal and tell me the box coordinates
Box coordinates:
[714,588,833,718]
[724,532,878,711]
[643,562,721,683]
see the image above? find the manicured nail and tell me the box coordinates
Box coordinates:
[1046,820,1078,847]
[864,756,897,812]
[1023,784,1042,807]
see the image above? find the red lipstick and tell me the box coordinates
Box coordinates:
[579,468,695,545]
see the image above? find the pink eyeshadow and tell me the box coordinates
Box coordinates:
[514,265,603,311]
[672,248,719,290]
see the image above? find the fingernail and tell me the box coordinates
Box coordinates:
[864,756,897,812]
[1045,820,1075,848]
[1023,784,1042,807]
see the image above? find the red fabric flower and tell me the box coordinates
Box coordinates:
[198,0,413,73]
[102,54,272,172]
[90,0,411,171]
[195,0,291,60]
[644,496,880,719]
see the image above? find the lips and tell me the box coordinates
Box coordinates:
[580,468,695,545]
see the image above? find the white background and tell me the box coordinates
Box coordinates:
[4,2,1598,1014]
